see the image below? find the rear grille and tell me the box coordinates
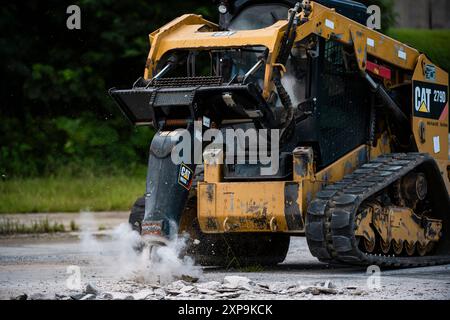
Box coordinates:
[151,76,223,88]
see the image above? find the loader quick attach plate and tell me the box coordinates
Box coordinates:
[109,79,273,126]
[108,87,196,126]
[109,88,155,125]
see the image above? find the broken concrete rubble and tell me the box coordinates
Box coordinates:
[100,293,114,300]
[216,292,241,299]
[70,293,86,300]
[84,283,99,295]
[133,289,154,300]
[197,288,218,295]
[196,281,221,291]
[80,294,96,300]
[223,276,252,288]
[10,277,370,300]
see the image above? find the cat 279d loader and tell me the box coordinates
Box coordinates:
[110,0,450,267]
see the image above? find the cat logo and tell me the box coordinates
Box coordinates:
[415,86,431,113]
[418,101,429,113]
[178,163,193,190]
[413,81,448,120]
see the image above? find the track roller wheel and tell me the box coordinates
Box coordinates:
[392,240,403,255]
[405,241,416,256]
[417,242,427,257]
[426,242,435,253]
[363,238,376,253]
[380,238,391,254]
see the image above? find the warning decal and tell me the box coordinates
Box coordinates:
[413,81,448,120]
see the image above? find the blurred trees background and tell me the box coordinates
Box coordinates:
[0,0,216,177]
[0,0,446,179]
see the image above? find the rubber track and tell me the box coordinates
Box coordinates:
[306,153,450,267]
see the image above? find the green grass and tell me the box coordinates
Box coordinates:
[0,218,79,235]
[0,174,145,213]
[388,29,450,72]
[0,217,65,235]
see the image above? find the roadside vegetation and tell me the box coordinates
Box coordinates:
[0,170,145,213]
[0,217,79,235]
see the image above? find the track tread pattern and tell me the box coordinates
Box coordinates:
[306,153,450,267]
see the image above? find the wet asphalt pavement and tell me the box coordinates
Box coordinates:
[1,232,449,300]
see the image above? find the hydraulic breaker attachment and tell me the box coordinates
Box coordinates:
[141,129,196,240]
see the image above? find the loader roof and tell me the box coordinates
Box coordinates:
[217,0,368,25]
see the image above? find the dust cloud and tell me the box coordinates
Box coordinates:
[78,212,202,285]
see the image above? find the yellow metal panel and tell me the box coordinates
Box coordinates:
[144,14,218,78]
[198,136,393,234]
[198,181,294,233]
[144,14,287,96]
[349,26,367,71]
[370,132,392,159]
[298,135,391,211]
[305,145,368,203]
[412,55,449,160]
[295,2,420,71]
[143,1,424,99]
[203,148,223,183]
[411,55,450,193]
[198,183,218,231]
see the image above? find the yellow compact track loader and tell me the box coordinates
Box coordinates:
[110,0,450,267]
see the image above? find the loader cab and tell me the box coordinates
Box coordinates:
[156,47,267,88]
[227,3,291,30]
[261,34,372,169]
[147,45,279,130]
[311,37,371,167]
[151,36,370,173]
[115,0,372,176]
[220,0,372,169]
[217,0,368,30]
